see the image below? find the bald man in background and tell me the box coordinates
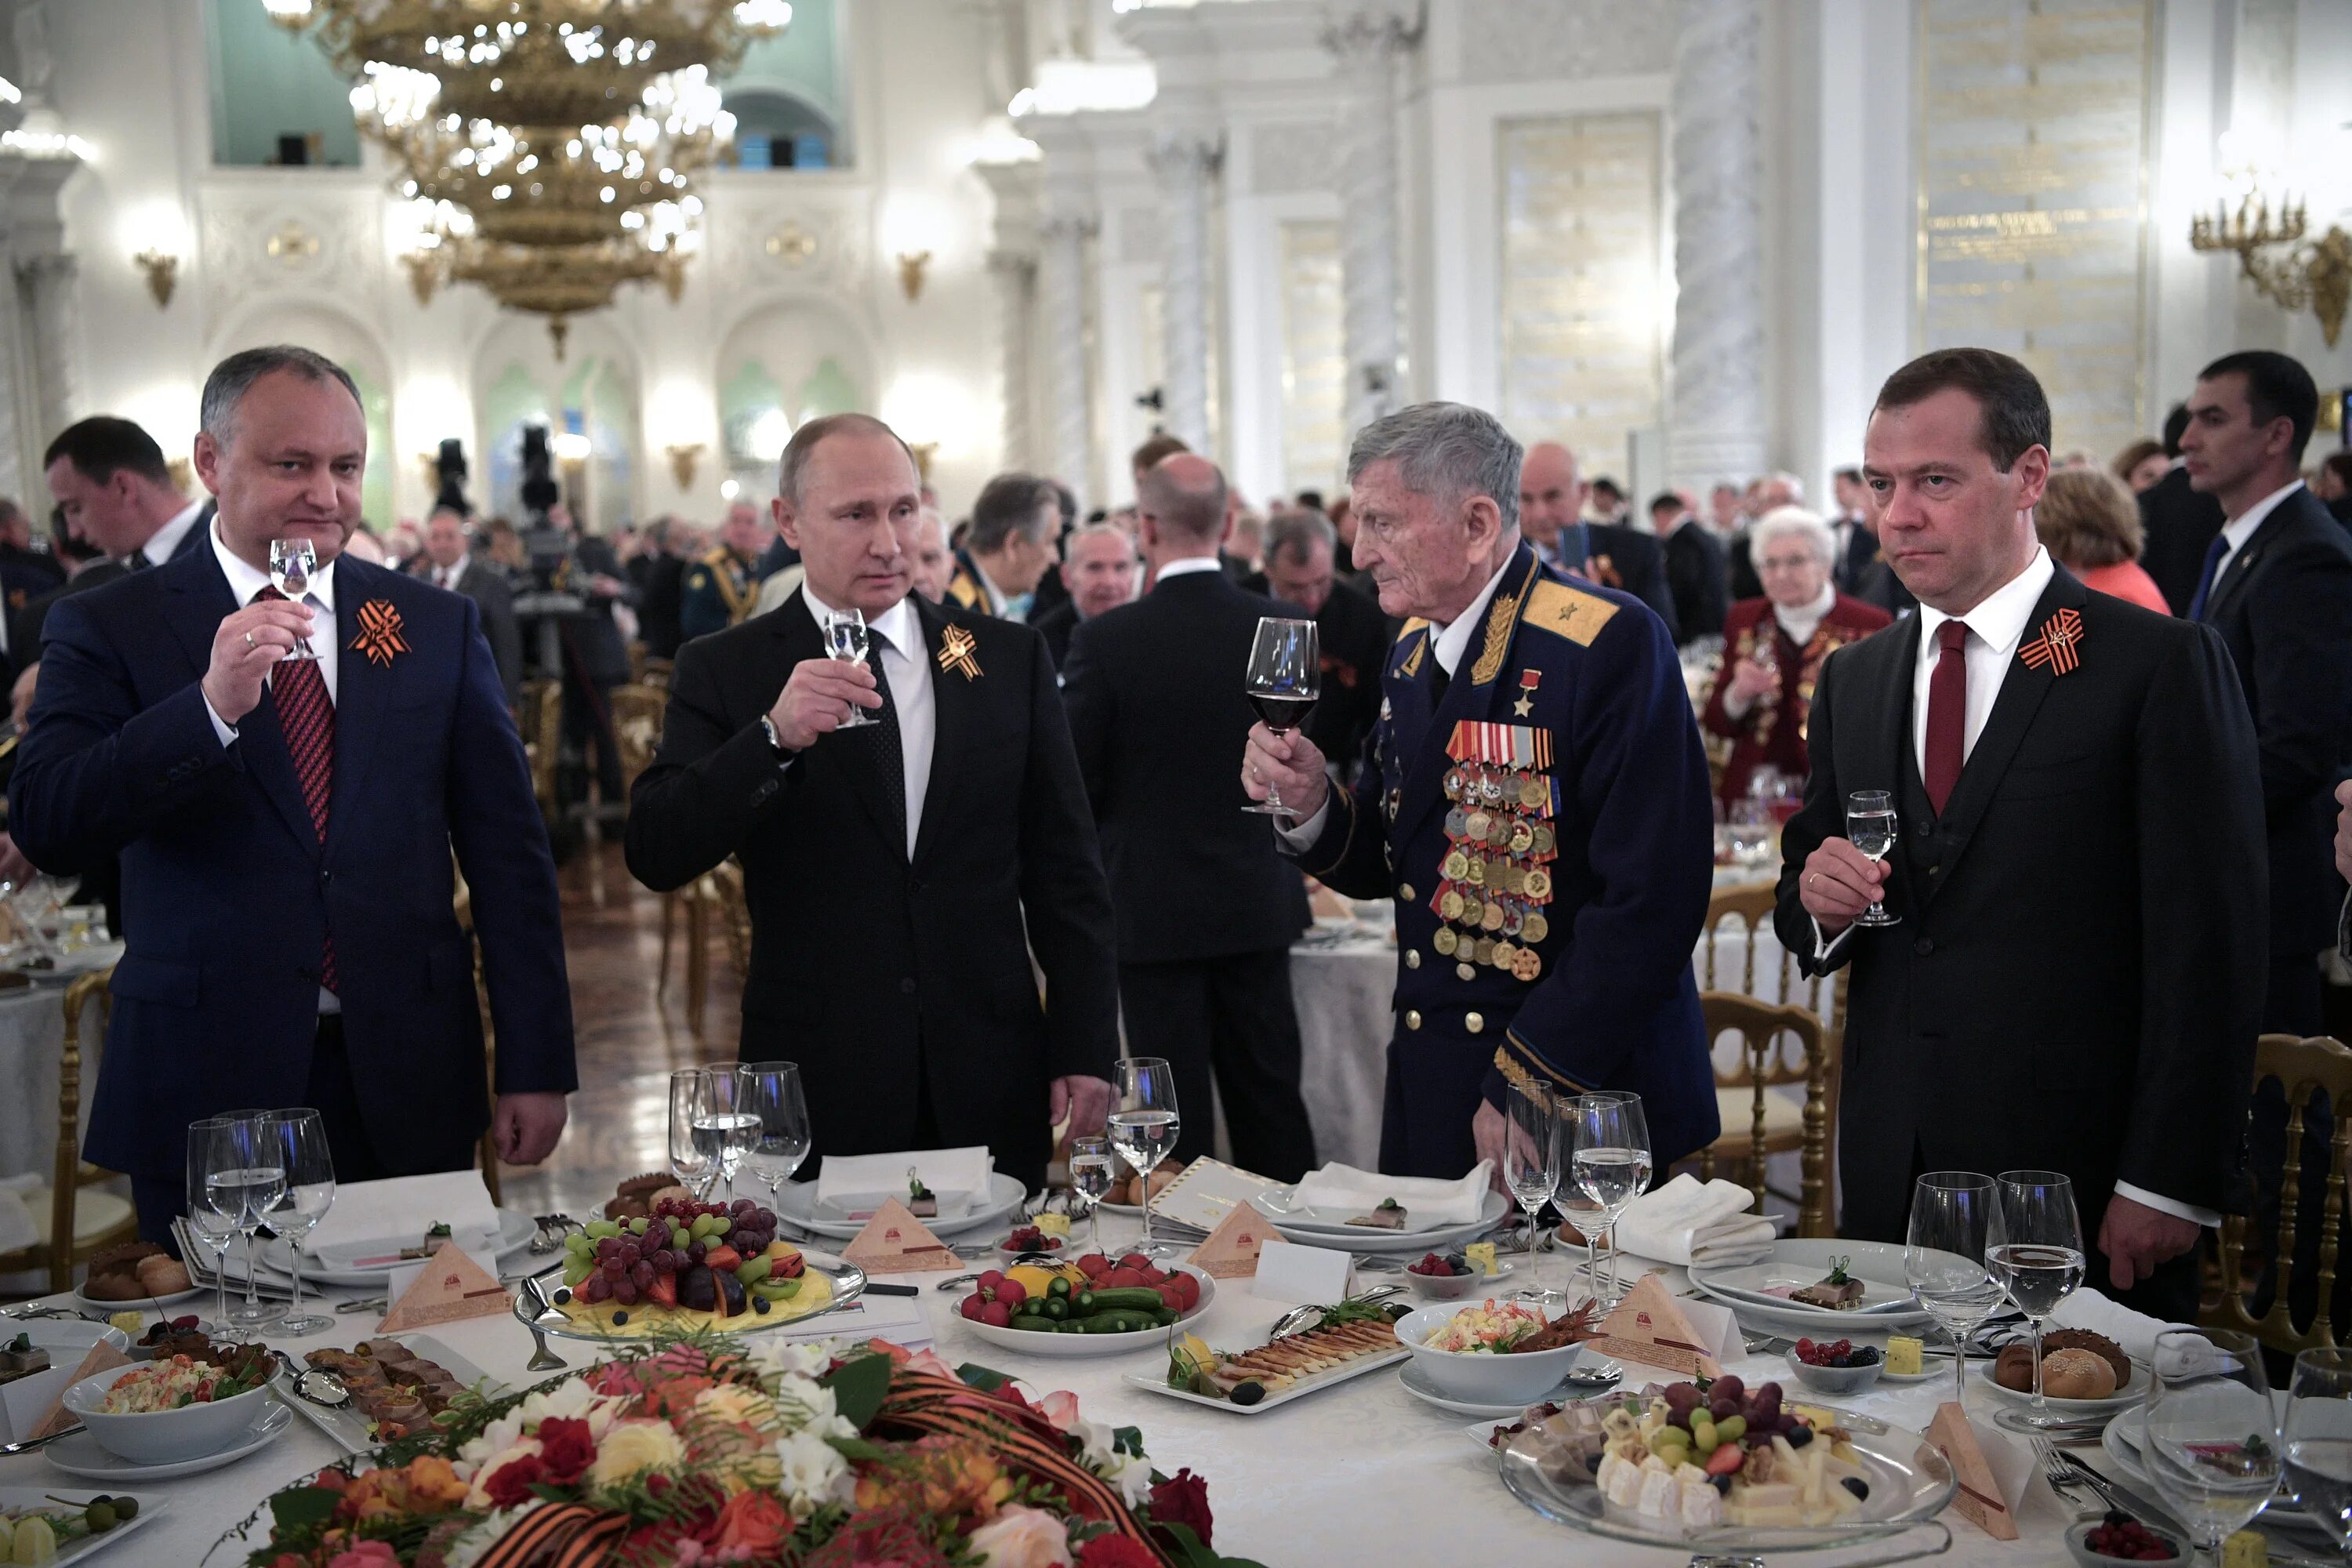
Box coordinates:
[1519,441,1679,641]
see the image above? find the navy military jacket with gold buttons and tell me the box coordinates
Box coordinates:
[1286,539,1722,1170]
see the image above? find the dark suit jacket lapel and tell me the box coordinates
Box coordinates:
[162,548,318,856]
[910,593,974,869]
[2202,503,2292,624]
[326,564,390,843]
[1392,544,1544,844]
[775,589,900,855]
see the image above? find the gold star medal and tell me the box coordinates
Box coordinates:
[1513,668,1541,717]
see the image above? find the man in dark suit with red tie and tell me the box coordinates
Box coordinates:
[1777,349,2265,1318]
[11,347,576,1240]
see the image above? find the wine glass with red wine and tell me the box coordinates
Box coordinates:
[1243,616,1320,816]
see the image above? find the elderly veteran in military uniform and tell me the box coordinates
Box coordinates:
[1243,402,1719,1181]
[679,502,768,643]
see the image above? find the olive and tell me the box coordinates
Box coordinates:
[1229,1380,1266,1407]
[85,1501,118,1532]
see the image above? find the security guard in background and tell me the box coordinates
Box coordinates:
[1244,402,1719,1180]
[679,499,771,643]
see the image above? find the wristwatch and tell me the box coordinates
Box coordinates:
[759,715,790,757]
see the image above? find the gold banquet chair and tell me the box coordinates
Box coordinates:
[452,877,504,1207]
[0,969,139,1294]
[2204,1033,2352,1356]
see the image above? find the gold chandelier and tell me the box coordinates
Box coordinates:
[267,0,789,351]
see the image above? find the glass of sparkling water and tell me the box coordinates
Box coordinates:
[1846,789,1900,927]
[822,608,877,728]
[2285,1348,2352,1550]
[1069,1135,1113,1253]
[1109,1058,1181,1257]
[2147,1328,2282,1560]
[269,538,320,660]
[1990,1169,2085,1432]
[1568,1091,1650,1308]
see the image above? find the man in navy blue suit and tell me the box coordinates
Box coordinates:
[10,346,575,1240]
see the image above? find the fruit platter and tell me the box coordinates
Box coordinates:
[956,1251,1213,1359]
[521,1196,866,1341]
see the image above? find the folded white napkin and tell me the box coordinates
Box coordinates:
[816,1148,993,1217]
[1613,1174,1777,1268]
[2049,1287,2192,1366]
[0,1173,39,1254]
[1289,1161,1491,1225]
[305,1171,499,1258]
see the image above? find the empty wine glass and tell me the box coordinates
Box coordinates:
[1501,1082,1561,1255]
[1991,1169,2085,1432]
[1904,1171,2007,1414]
[1243,617,1320,816]
[260,1108,336,1335]
[269,538,320,661]
[1069,1135,1113,1253]
[822,608,877,728]
[668,1067,718,1200]
[2284,1347,2352,1550]
[2147,1328,2282,1562]
[1568,1091,1650,1308]
[1110,1058,1181,1256]
[738,1061,812,1211]
[185,1117,245,1339]
[1846,789,1899,927]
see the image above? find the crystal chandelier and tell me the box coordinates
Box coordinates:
[268,0,790,351]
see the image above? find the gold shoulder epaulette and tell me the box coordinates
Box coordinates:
[1523,579,1619,648]
[1396,616,1429,642]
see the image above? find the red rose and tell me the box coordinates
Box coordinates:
[1076,1536,1160,1568]
[713,1488,794,1555]
[1149,1468,1214,1548]
[483,1453,547,1510]
[534,1417,597,1487]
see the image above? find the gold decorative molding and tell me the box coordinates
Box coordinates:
[764,223,818,266]
[265,220,319,265]
[664,443,703,491]
[132,249,177,307]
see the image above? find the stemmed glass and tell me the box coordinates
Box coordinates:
[822,608,877,727]
[738,1062,812,1213]
[1846,789,1900,927]
[1990,1169,2085,1432]
[1568,1091,1650,1308]
[1243,617,1320,816]
[2283,1348,2352,1550]
[185,1118,246,1338]
[259,1109,336,1335]
[1904,1171,2009,1414]
[1069,1136,1113,1254]
[691,1065,761,1206]
[668,1067,719,1200]
[1556,1174,1610,1308]
[1109,1058,1181,1256]
[269,539,321,661]
[1501,1082,1561,1256]
[213,1106,286,1333]
[2147,1328,2283,1563]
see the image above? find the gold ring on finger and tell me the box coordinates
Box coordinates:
[245,631,256,649]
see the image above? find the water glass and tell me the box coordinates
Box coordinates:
[1846,789,1899,927]
[1069,1135,1112,1252]
[667,1067,718,1200]
[822,608,877,727]
[738,1061,812,1210]
[269,538,320,660]
[1110,1058,1181,1256]
[1990,1169,2085,1432]
[1568,1091,1650,1307]
[2147,1328,2282,1559]
[691,1064,760,1206]
[1904,1171,2007,1413]
[2284,1347,2352,1549]
[259,1108,336,1335]
[184,1117,246,1338]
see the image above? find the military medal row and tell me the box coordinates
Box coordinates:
[1432,724,1563,987]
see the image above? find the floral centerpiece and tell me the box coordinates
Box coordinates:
[240,1337,1258,1568]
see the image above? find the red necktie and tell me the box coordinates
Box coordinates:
[258,587,337,993]
[1922,619,1969,816]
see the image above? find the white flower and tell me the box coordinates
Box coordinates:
[769,1372,857,1441]
[775,1427,855,1515]
[444,1504,543,1568]
[1099,1446,1154,1508]
[456,1411,524,1472]
[1069,1416,1120,1472]
[746,1338,838,1381]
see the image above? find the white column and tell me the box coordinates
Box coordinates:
[1037,212,1094,504]
[988,249,1036,471]
[1323,6,1413,437]
[1668,0,1767,489]
[21,253,79,441]
[1146,129,1219,452]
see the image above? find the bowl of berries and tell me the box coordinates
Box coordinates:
[529,1196,862,1339]
[2067,1512,2185,1567]
[1788,1338,1884,1396]
[998,1222,1067,1258]
[1404,1250,1514,1300]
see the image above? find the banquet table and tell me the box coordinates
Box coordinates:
[1,1205,2110,1567]
[0,965,111,1181]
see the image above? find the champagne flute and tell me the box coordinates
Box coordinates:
[1990,1169,2085,1431]
[1904,1171,2007,1413]
[667,1067,718,1200]
[738,1061,812,1212]
[1501,1082,1561,1256]
[691,1065,761,1207]
[185,1117,245,1339]
[2147,1328,2283,1563]
[269,538,321,660]
[2284,1347,2352,1550]
[1243,617,1320,816]
[822,608,877,727]
[259,1109,336,1335]
[1569,1091,1650,1308]
[1846,789,1899,927]
[1069,1135,1112,1254]
[1109,1058,1181,1257]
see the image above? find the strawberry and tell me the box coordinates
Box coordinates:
[648,1274,678,1309]
[703,1243,742,1272]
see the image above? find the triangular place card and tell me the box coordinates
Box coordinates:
[379,1243,512,1332]
[842,1197,960,1272]
[30,1340,132,1439]
[1925,1401,2020,1541]
[1577,1273,1722,1379]
[1186,1201,1269,1279]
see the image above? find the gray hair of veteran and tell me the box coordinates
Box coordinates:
[1265,506,1337,566]
[199,343,363,448]
[1064,519,1134,562]
[968,471,1061,552]
[1750,505,1837,568]
[1345,401,1523,535]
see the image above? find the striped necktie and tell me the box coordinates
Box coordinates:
[257,586,337,992]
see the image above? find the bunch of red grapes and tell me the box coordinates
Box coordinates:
[575,1198,779,1308]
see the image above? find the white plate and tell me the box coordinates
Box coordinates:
[1397,1361,1584,1420]
[959,1266,1216,1359]
[1266,1191,1511,1256]
[1255,1188,1466,1236]
[0,1486,167,1564]
[70,1279,205,1312]
[263,1208,539,1287]
[272,1334,506,1455]
[1690,1240,1933,1333]
[779,1173,1026,1240]
[44,1401,292,1481]
[1975,1356,2148,1415]
[0,1319,133,1358]
[11,943,124,980]
[1121,1345,1410,1415]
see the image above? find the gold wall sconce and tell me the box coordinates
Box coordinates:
[896,249,932,302]
[665,443,703,491]
[401,250,443,308]
[2190,194,2350,348]
[133,249,178,308]
[908,441,938,482]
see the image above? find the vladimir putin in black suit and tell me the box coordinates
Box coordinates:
[1520,442,1680,641]
[626,416,1120,1189]
[2138,404,2227,615]
[1780,349,2266,1319]
[1062,455,1318,1179]
[2179,351,2352,1033]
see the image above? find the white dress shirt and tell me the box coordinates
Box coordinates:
[133,498,208,571]
[1152,554,1225,584]
[799,586,935,859]
[1277,553,1515,848]
[430,559,468,593]
[2207,481,2307,595]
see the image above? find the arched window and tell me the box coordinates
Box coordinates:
[725,88,841,171]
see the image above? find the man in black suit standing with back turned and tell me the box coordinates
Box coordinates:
[1062,454,1319,1179]
[2180,350,2352,1034]
[625,414,1117,1189]
[2138,404,2226,616]
[1777,348,2265,1318]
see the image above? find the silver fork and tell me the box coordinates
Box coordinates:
[2034,1436,2086,1505]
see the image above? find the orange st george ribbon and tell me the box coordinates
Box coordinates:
[2018,608,2082,676]
[350,599,411,667]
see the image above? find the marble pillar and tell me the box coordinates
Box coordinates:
[1146,131,1219,453]
[1323,7,1413,437]
[21,252,78,443]
[1668,0,1766,489]
[1038,212,1094,503]
[988,249,1037,473]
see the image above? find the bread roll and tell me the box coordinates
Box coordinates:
[135,1254,193,1295]
[1993,1342,2038,1392]
[2039,1347,2118,1399]
[2042,1328,2130,1387]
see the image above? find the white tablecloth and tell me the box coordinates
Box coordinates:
[0,1209,2092,1566]
[0,977,105,1181]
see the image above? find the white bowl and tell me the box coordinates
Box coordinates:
[1784,1349,1885,1397]
[1395,1303,1585,1406]
[61,1363,274,1464]
[1404,1261,1515,1301]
